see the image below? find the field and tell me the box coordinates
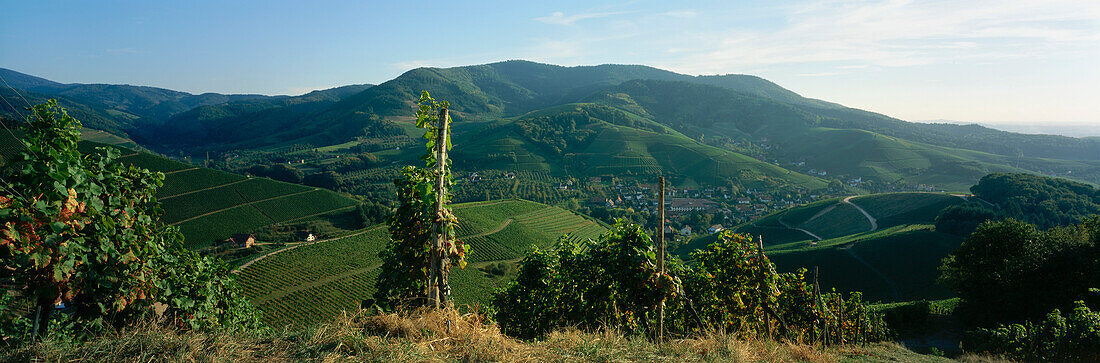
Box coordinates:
[237,199,607,328]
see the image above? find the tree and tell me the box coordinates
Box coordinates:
[935,204,1002,236]
[940,217,1099,326]
[304,171,340,190]
[373,92,467,309]
[0,101,262,341]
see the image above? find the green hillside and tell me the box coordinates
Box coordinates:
[139,159,359,249]
[452,103,827,189]
[0,130,362,250]
[674,192,975,303]
[767,225,963,302]
[589,80,1100,191]
[237,199,607,328]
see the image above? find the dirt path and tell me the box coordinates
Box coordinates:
[461,219,513,239]
[236,225,384,272]
[159,178,252,200]
[163,167,199,175]
[168,189,316,225]
[775,217,823,241]
[802,205,837,225]
[842,196,878,232]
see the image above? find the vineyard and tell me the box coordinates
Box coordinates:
[675,192,979,304]
[237,199,607,327]
[106,146,363,249]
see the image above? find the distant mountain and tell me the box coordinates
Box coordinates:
[451,102,827,189]
[0,67,65,90]
[0,87,139,134]
[4,61,1099,190]
[919,120,1100,139]
[0,67,274,126]
[134,84,373,149]
[580,79,1100,190]
[137,60,845,150]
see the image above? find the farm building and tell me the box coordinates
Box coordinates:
[228,233,255,248]
[708,224,724,233]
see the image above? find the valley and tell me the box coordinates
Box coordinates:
[3,59,1099,360]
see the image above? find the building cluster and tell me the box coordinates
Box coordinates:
[589,182,822,229]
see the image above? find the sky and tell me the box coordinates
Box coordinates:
[1,0,1098,125]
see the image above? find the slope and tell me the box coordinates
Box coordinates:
[675,192,974,303]
[133,60,849,151]
[237,199,608,328]
[589,80,1100,190]
[0,130,361,250]
[451,103,827,189]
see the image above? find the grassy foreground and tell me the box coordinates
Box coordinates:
[3,309,1003,362]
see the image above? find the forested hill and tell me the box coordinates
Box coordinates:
[0,67,271,121]
[970,173,1100,229]
[4,61,1100,190]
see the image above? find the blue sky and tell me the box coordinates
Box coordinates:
[1,0,1098,124]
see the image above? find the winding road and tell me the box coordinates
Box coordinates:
[235,225,384,272]
[842,196,878,232]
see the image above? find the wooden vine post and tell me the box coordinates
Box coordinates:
[757,235,771,338]
[428,107,451,309]
[657,176,666,344]
[756,235,790,338]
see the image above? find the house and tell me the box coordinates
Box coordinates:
[668,198,718,212]
[708,224,724,233]
[737,198,751,204]
[679,226,692,236]
[228,233,255,248]
[304,233,317,242]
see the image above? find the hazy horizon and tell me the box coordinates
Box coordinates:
[2,0,1098,124]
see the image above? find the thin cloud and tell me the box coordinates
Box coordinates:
[663,0,1100,74]
[659,10,697,18]
[535,11,627,25]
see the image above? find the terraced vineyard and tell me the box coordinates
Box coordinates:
[680,192,977,303]
[237,199,607,328]
[3,132,361,249]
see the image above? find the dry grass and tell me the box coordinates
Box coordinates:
[3,308,957,362]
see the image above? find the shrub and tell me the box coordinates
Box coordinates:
[940,217,1099,326]
[964,301,1100,361]
[493,224,890,342]
[0,101,263,344]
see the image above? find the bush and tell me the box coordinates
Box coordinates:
[964,301,1100,361]
[940,217,1099,326]
[492,223,890,342]
[0,101,263,344]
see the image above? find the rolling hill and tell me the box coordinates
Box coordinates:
[585,79,1100,191]
[237,199,607,328]
[675,192,976,303]
[6,61,1100,192]
[0,130,363,250]
[0,67,271,123]
[452,103,827,189]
